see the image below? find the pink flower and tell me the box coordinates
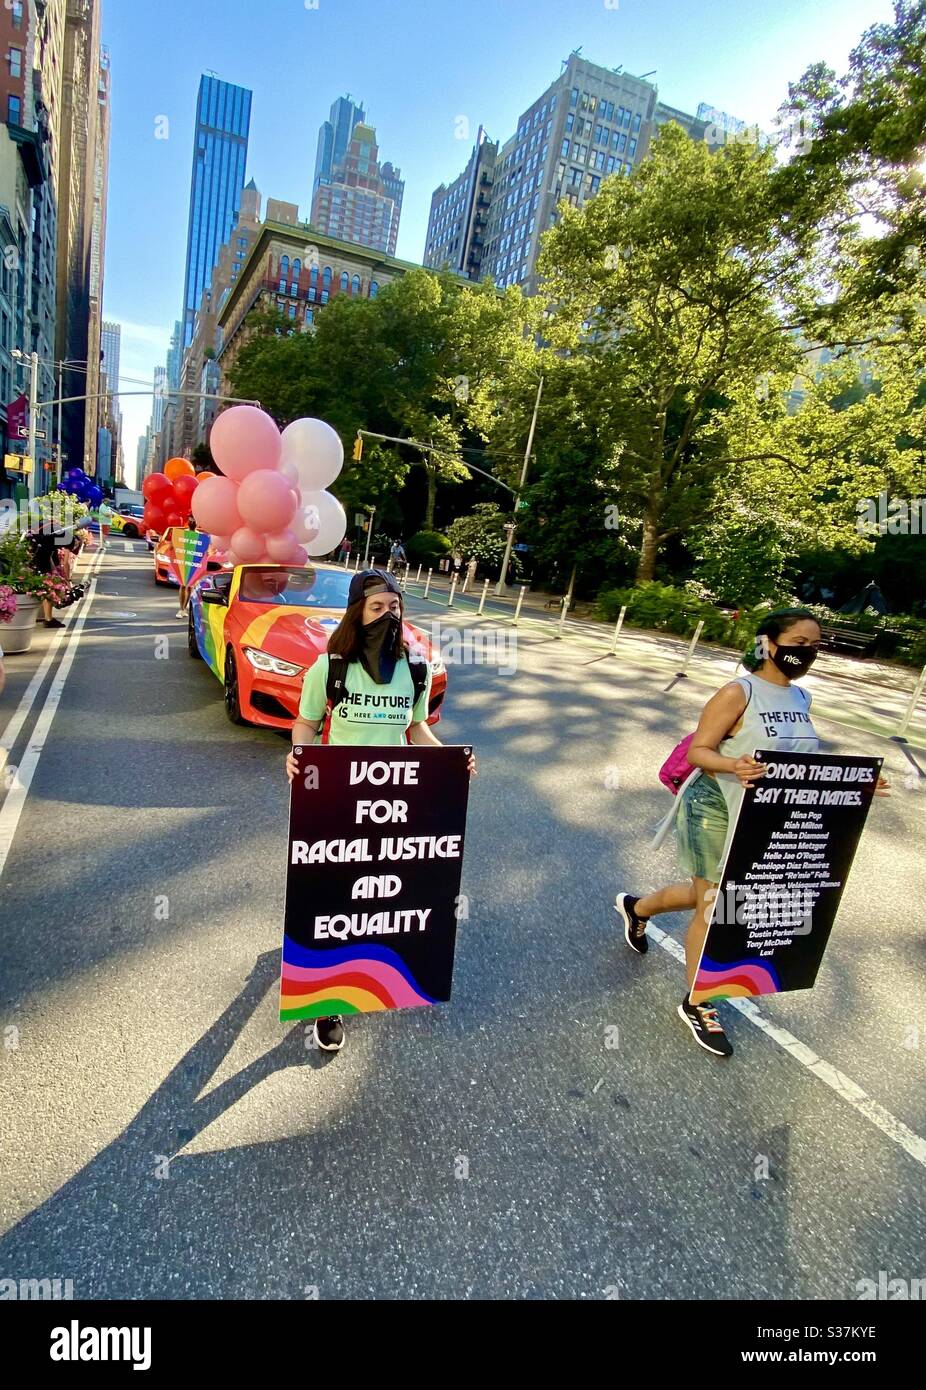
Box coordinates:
[0,584,17,622]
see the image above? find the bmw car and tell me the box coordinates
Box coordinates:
[187,562,447,729]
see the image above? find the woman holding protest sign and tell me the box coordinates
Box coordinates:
[285,567,476,1053]
[615,608,837,1059]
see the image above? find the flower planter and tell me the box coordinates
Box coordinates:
[1,593,40,653]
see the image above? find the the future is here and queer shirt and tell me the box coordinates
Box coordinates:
[298,652,432,747]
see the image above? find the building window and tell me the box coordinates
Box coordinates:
[560,138,570,158]
[309,264,318,287]
[7,95,21,124]
[280,254,289,277]
[308,287,316,302]
[339,271,349,292]
[11,1,22,29]
[322,266,332,288]
[305,308,314,324]
[351,274,361,295]
[369,281,378,298]
[632,113,642,133]
[605,101,614,121]
[288,303,297,320]
[565,113,574,133]
[570,87,578,107]
[292,258,301,277]
[320,289,329,304]
[8,47,22,79]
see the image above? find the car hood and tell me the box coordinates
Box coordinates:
[237,604,439,670]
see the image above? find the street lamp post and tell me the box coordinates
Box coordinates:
[495,374,543,596]
[27,351,38,503]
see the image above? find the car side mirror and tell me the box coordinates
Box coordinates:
[202,588,227,605]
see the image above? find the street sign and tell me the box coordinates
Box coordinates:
[17,427,47,440]
[516,499,529,510]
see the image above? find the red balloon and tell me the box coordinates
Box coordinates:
[143,504,166,532]
[173,476,197,503]
[142,474,172,501]
[164,512,183,529]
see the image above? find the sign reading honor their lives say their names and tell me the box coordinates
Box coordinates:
[689,750,882,1006]
[167,527,212,588]
[281,745,472,1020]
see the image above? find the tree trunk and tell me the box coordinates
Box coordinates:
[635,506,659,584]
[425,464,437,530]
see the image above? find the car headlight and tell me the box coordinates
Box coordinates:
[243,646,304,677]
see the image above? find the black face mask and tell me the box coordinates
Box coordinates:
[361,611,401,684]
[771,644,818,678]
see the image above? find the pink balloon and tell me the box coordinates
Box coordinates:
[280,457,299,487]
[225,550,242,566]
[211,534,232,551]
[230,526,266,562]
[265,528,299,562]
[192,476,243,535]
[290,545,308,566]
[210,406,282,483]
[236,469,298,533]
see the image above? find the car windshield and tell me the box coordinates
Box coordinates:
[237,566,352,608]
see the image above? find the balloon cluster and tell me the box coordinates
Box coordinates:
[141,457,205,533]
[57,468,103,508]
[189,408,346,566]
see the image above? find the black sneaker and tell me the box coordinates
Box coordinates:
[312,1016,345,1052]
[615,892,649,955]
[677,994,733,1058]
[44,618,66,629]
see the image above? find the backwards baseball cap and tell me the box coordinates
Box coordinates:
[347,567,403,608]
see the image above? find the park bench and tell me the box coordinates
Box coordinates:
[819,624,878,657]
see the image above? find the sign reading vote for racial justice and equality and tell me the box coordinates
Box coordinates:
[281,745,471,1020]
[166,527,212,588]
[690,750,882,1005]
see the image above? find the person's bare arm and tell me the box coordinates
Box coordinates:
[688,683,766,787]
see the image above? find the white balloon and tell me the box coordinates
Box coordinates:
[292,496,320,545]
[280,418,344,493]
[301,489,347,557]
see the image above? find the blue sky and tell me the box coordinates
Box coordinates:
[103,0,895,481]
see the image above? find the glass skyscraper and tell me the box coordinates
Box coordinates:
[181,75,252,349]
[313,95,365,199]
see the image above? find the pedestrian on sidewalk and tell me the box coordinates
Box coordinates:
[26,523,68,628]
[615,608,839,1059]
[97,500,113,552]
[285,567,476,1053]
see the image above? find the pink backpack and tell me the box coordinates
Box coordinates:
[659,733,695,794]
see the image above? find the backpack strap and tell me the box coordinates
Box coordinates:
[408,656,428,715]
[325,654,349,711]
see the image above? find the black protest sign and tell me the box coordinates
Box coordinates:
[280,744,471,1020]
[690,750,882,1004]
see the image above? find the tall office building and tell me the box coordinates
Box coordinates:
[181,74,252,348]
[311,122,402,255]
[166,319,182,390]
[152,365,167,433]
[100,320,120,398]
[56,0,107,476]
[423,127,498,280]
[462,53,709,296]
[312,94,365,200]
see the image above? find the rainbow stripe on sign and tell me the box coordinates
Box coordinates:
[168,528,211,587]
[691,955,782,1002]
[279,938,435,1020]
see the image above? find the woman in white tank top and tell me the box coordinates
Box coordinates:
[616,609,825,1059]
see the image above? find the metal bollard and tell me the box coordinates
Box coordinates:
[354,554,361,571]
[609,605,627,656]
[416,564,422,583]
[895,661,926,739]
[448,573,458,607]
[424,568,432,598]
[680,619,705,675]
[513,585,526,626]
[477,577,489,616]
[554,594,569,639]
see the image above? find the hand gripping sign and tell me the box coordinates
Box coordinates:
[690,750,882,1004]
[281,746,472,1019]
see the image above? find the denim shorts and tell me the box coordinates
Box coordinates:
[676,774,729,882]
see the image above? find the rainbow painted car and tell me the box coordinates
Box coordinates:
[188,562,447,730]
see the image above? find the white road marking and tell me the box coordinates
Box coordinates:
[0,547,104,778]
[647,923,926,1169]
[0,572,99,880]
[123,541,133,553]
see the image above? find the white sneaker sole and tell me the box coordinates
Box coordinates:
[312,1022,344,1052]
[677,1003,732,1057]
[615,893,647,954]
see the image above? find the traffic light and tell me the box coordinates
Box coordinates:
[352,435,363,461]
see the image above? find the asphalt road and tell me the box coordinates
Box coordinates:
[0,540,923,1299]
